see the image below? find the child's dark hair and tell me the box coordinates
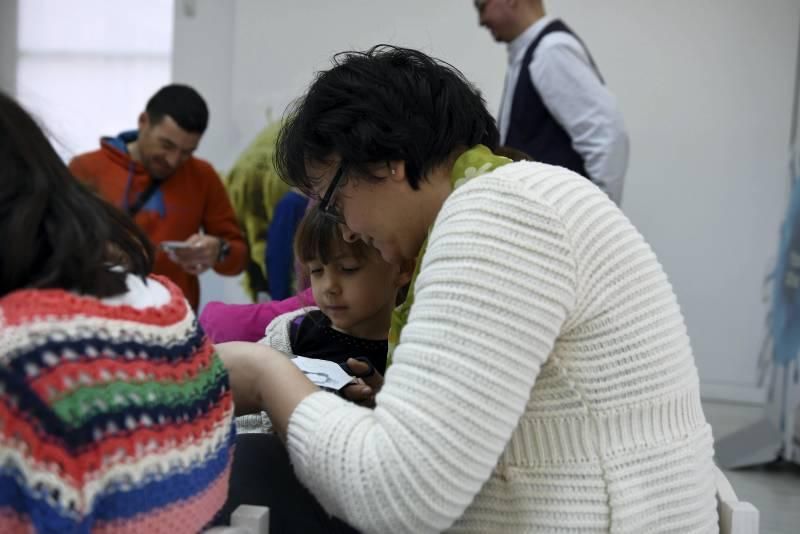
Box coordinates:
[294,205,373,267]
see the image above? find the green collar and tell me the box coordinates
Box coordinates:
[386,145,512,367]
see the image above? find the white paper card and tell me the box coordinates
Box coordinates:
[291,355,354,390]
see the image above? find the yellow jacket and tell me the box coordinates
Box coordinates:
[225,121,289,300]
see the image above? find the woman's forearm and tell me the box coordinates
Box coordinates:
[216,342,319,438]
[216,342,266,416]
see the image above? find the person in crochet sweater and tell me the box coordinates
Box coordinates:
[0,92,235,534]
[217,46,718,533]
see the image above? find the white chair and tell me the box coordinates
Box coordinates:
[205,505,270,534]
[209,475,756,534]
[714,465,759,534]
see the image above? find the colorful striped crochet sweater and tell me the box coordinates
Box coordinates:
[0,275,235,533]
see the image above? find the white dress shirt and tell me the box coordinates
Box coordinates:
[498,16,629,204]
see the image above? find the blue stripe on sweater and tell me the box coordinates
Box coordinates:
[0,426,234,531]
[6,322,207,377]
[91,427,234,520]
[0,470,85,533]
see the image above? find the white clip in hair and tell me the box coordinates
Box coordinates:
[391,167,396,175]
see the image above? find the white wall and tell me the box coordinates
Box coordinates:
[172,1,248,307]
[172,0,236,169]
[548,0,797,402]
[16,0,173,161]
[174,0,800,401]
[0,0,18,94]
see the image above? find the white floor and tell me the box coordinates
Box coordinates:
[703,401,800,534]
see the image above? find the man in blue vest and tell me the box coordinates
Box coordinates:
[476,0,629,205]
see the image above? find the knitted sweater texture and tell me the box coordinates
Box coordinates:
[286,162,717,533]
[0,276,235,533]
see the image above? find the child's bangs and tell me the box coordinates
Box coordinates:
[294,206,374,266]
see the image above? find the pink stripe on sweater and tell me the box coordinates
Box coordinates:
[93,460,232,534]
[0,510,34,534]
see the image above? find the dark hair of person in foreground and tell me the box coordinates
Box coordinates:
[0,91,153,298]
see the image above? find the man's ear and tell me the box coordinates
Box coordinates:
[137,112,149,131]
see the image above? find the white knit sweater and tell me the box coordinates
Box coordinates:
[287,162,718,533]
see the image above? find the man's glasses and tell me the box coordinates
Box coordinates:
[318,165,346,224]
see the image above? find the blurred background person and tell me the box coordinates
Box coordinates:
[69,84,247,310]
[476,0,629,204]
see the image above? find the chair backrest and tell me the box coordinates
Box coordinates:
[211,477,759,534]
[205,505,270,534]
[714,465,759,534]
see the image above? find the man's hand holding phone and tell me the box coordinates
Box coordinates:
[161,233,222,275]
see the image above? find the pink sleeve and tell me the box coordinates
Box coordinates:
[199,288,315,342]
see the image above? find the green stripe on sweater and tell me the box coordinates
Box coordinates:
[52,357,228,427]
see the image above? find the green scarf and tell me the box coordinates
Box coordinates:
[386,145,512,367]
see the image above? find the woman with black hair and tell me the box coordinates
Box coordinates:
[0,92,234,533]
[219,46,717,533]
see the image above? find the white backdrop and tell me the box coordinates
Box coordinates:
[15,0,173,160]
[172,0,800,402]
[0,1,17,94]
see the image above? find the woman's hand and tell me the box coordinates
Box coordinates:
[341,358,384,408]
[215,342,319,439]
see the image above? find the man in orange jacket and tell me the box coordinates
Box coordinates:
[70,84,246,310]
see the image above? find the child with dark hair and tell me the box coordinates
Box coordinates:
[264,205,410,372]
[224,206,411,533]
[236,205,411,435]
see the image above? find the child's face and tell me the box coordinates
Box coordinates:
[307,247,404,339]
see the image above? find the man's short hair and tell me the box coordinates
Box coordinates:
[146,84,209,134]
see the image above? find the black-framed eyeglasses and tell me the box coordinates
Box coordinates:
[318,165,346,224]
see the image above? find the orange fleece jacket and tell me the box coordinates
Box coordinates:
[69,138,247,310]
